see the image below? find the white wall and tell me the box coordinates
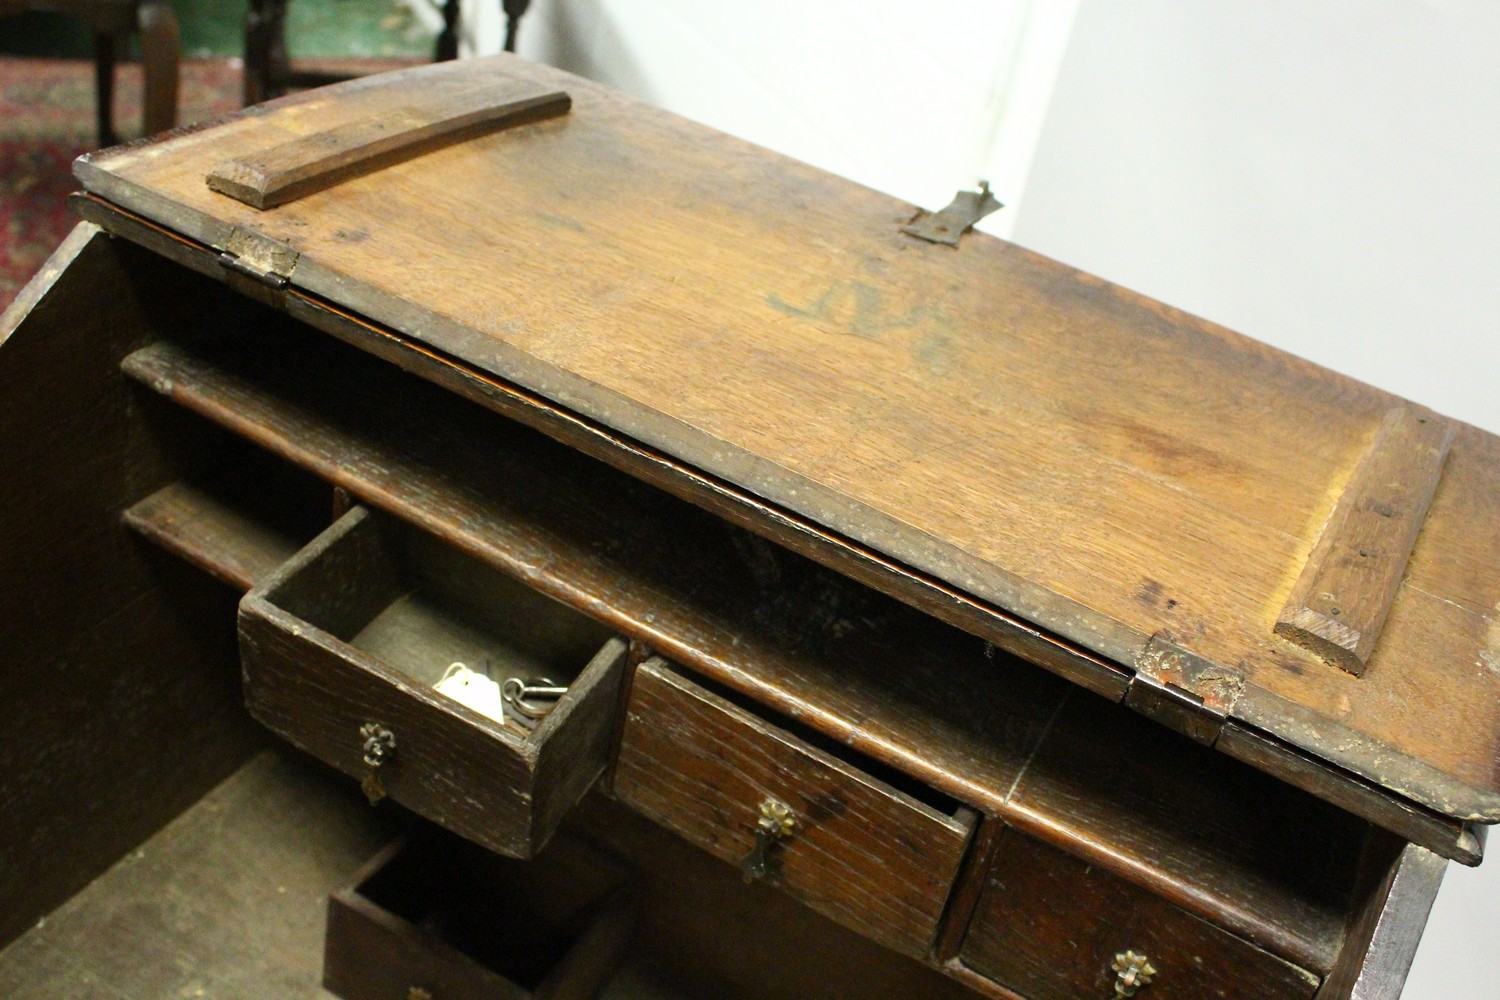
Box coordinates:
[462,0,1080,237]
[1012,3,1500,998]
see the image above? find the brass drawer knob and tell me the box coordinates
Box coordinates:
[1112,950,1157,997]
[359,722,396,805]
[740,797,797,883]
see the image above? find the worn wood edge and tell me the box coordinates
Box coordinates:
[530,637,629,748]
[637,659,971,835]
[1275,407,1455,677]
[69,165,1149,681]
[120,480,304,592]
[325,887,530,1000]
[1000,802,1332,974]
[931,812,1004,964]
[939,958,1028,1000]
[78,195,1500,823]
[205,89,571,210]
[531,885,638,1000]
[238,506,535,763]
[94,222,1120,829]
[1233,685,1500,822]
[72,191,1127,699]
[529,638,630,850]
[1313,845,1446,1000]
[1218,722,1481,865]
[0,221,102,346]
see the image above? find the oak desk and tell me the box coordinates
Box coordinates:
[2,54,1496,999]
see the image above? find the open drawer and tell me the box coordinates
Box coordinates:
[239,506,628,858]
[325,832,636,1000]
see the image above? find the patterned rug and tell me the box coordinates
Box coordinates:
[0,56,415,310]
[0,57,242,309]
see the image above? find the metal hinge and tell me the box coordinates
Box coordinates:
[1126,634,1244,746]
[217,226,299,289]
[901,181,1003,247]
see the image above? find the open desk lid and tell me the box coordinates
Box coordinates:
[75,56,1500,840]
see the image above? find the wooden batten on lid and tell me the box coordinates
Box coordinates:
[72,54,1500,841]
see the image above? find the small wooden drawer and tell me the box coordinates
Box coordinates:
[957,829,1320,1000]
[240,506,627,858]
[611,659,976,959]
[325,833,636,1000]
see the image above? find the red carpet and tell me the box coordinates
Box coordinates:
[0,57,243,308]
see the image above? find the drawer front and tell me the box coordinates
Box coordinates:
[959,830,1320,1000]
[240,507,627,859]
[612,659,974,959]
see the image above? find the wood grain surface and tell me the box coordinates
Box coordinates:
[0,751,400,999]
[117,324,1074,836]
[122,474,327,591]
[75,55,1500,822]
[82,196,1488,867]
[1276,407,1455,676]
[1313,842,1447,1000]
[0,226,265,949]
[1008,692,1372,973]
[206,65,570,209]
[613,660,974,959]
[118,321,1393,953]
[240,506,628,858]
[958,828,1321,1000]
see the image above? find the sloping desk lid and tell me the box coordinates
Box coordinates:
[75,56,1500,829]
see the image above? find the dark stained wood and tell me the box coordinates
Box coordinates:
[137,0,180,136]
[122,478,324,591]
[118,327,1076,829]
[1277,407,1455,676]
[327,887,529,1000]
[75,184,1130,709]
[932,812,1005,964]
[1217,722,1481,866]
[206,69,570,209]
[0,225,265,949]
[0,751,400,998]
[612,660,975,960]
[958,828,1321,1000]
[565,793,981,1000]
[326,831,638,1000]
[1007,691,1369,973]
[240,506,627,858]
[75,193,1495,863]
[1315,842,1447,1000]
[74,54,1500,823]
[119,323,1395,963]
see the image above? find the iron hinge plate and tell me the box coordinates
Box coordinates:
[1126,634,1244,746]
[217,226,299,289]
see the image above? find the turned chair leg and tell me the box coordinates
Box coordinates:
[244,0,289,104]
[137,0,180,136]
[435,0,459,61]
[92,31,116,147]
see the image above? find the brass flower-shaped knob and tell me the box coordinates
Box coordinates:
[1112,950,1157,997]
[740,797,797,882]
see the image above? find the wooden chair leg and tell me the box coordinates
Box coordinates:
[244,0,288,105]
[137,0,180,136]
[435,0,459,61]
[502,0,531,52]
[92,31,117,147]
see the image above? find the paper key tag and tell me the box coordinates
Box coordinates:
[434,662,507,725]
